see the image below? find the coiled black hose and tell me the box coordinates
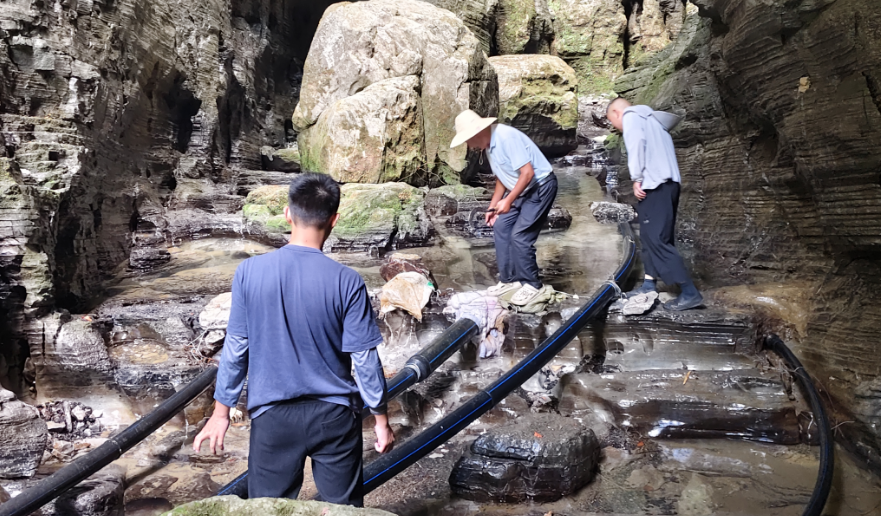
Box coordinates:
[764,334,833,516]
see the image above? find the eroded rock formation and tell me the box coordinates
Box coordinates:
[490,55,579,156]
[292,0,499,186]
[614,0,881,467]
[0,0,336,401]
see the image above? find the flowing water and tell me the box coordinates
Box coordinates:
[40,158,881,516]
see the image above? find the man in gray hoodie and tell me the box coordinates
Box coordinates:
[606,98,703,310]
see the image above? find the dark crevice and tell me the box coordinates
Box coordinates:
[622,0,635,68]
[863,72,881,118]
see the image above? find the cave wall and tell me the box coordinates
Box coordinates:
[615,0,881,467]
[0,0,337,396]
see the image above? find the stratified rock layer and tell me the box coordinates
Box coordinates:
[614,0,881,467]
[449,413,599,502]
[293,0,499,185]
[490,55,579,156]
[0,398,48,478]
[243,183,434,252]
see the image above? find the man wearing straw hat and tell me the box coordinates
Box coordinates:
[450,109,558,307]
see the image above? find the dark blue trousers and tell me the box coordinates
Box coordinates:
[636,180,690,286]
[248,399,363,506]
[493,174,558,289]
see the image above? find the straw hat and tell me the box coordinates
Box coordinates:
[449,109,496,148]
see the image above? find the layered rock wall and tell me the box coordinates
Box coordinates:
[0,0,327,397]
[614,0,881,467]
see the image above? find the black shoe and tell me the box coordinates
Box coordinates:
[663,291,704,311]
[624,281,657,299]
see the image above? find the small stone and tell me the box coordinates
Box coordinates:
[199,293,233,331]
[47,420,66,431]
[428,453,443,459]
[590,201,637,224]
[71,405,87,421]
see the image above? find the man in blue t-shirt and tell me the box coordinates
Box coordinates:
[450,109,558,307]
[193,173,395,506]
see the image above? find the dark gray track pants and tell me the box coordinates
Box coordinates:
[248,399,363,506]
[493,174,558,289]
[636,180,690,286]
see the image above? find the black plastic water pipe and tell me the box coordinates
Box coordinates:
[764,334,833,516]
[0,366,219,516]
[361,222,635,493]
[217,317,481,498]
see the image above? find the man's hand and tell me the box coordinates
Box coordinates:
[373,413,395,453]
[633,181,647,200]
[193,402,231,454]
[485,207,497,226]
[494,197,512,215]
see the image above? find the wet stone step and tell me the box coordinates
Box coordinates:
[580,306,760,372]
[559,369,805,445]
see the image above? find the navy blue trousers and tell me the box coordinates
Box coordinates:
[493,174,558,289]
[636,180,690,286]
[248,399,363,506]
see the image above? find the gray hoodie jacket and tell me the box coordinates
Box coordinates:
[622,105,682,190]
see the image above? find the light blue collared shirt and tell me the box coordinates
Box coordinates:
[622,105,681,191]
[486,124,553,191]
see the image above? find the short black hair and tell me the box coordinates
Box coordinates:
[288,172,341,227]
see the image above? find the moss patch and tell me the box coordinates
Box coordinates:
[333,183,424,240]
[245,185,288,216]
[497,0,535,54]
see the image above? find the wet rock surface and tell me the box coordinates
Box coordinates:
[450,413,600,502]
[0,397,48,478]
[560,369,803,444]
[165,496,397,515]
[52,465,126,516]
[490,55,579,156]
[615,0,881,464]
[589,201,637,224]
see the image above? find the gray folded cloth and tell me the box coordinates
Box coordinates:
[608,291,659,316]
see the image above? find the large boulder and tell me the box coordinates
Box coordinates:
[298,76,424,185]
[490,55,579,156]
[329,183,433,252]
[293,0,498,186]
[449,413,600,502]
[548,0,627,92]
[0,396,48,478]
[163,496,397,515]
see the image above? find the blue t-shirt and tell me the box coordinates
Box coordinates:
[486,124,553,191]
[216,244,383,417]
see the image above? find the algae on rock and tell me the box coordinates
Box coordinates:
[490,55,579,156]
[298,76,425,184]
[242,183,433,253]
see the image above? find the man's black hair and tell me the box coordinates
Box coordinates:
[288,172,341,227]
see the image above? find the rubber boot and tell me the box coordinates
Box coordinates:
[624,279,656,299]
[663,280,703,311]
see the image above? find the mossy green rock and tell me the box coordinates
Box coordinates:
[243,183,432,251]
[163,496,397,516]
[329,183,431,252]
[298,76,425,185]
[490,55,578,157]
[547,0,626,95]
